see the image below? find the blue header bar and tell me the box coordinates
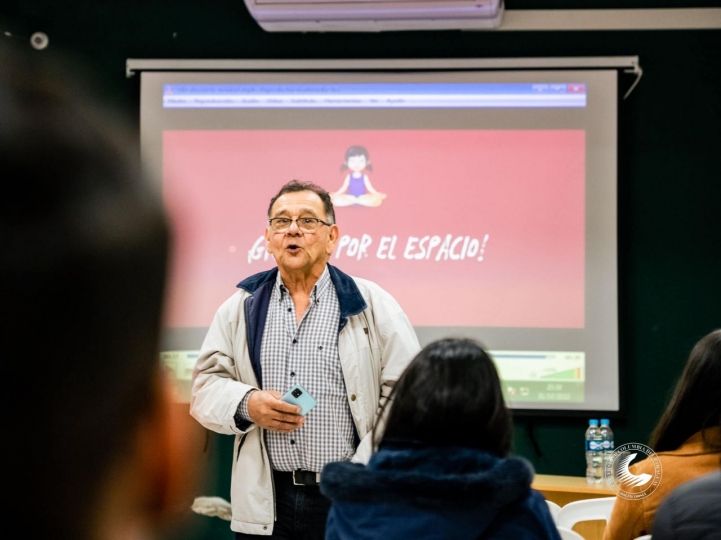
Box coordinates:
[162,83,586,108]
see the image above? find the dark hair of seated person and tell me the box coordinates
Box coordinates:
[649,329,721,452]
[373,337,513,455]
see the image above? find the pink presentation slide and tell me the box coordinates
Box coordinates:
[162,129,585,328]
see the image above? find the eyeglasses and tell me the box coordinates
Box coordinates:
[268,217,332,233]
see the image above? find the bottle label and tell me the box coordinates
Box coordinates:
[601,440,614,450]
[586,440,602,451]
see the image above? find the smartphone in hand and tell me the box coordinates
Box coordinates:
[280,383,317,416]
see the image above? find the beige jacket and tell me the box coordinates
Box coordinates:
[190,265,420,535]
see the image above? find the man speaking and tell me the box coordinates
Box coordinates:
[191,180,420,539]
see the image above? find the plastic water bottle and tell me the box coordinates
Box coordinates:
[585,419,603,484]
[600,418,614,484]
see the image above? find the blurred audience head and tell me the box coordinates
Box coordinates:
[1,42,201,540]
[650,329,721,452]
[374,337,513,456]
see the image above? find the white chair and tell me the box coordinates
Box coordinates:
[557,526,585,540]
[546,500,562,523]
[556,496,617,530]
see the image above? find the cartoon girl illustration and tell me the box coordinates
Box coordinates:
[331,145,387,207]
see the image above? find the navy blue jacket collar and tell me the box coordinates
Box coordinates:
[236,264,367,389]
[237,263,367,321]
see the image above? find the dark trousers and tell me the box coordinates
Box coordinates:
[235,470,331,540]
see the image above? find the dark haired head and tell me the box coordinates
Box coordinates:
[374,338,513,456]
[268,179,336,224]
[2,45,173,539]
[649,329,721,452]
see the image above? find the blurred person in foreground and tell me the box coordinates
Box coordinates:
[603,329,721,540]
[652,466,721,540]
[1,43,203,540]
[319,337,562,540]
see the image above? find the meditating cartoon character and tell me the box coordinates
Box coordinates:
[331,145,387,207]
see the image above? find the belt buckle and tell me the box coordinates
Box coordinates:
[292,469,318,486]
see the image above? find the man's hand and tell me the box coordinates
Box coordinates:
[247,390,305,433]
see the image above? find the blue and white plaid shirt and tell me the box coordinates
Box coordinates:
[240,266,356,472]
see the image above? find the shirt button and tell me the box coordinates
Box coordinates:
[290,372,295,377]
[290,439,295,445]
[318,345,323,350]
[350,394,357,401]
[287,308,291,312]
[292,339,297,344]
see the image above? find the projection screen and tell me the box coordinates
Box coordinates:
[135,59,621,414]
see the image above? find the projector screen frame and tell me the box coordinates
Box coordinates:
[133,57,636,418]
[127,57,641,78]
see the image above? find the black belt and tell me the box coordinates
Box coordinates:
[274,469,321,486]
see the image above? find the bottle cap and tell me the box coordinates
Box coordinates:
[601,418,610,425]
[589,419,599,426]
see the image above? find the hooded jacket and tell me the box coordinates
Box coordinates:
[320,441,562,540]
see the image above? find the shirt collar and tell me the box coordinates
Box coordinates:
[275,265,331,303]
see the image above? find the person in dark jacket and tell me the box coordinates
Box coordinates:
[652,469,721,540]
[319,337,561,540]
